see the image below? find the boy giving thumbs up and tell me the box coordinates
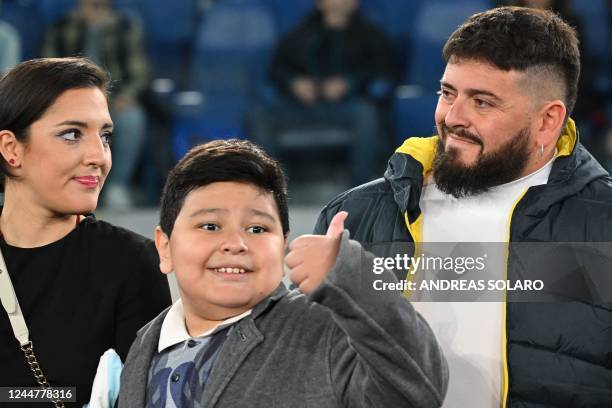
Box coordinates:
[118,140,448,408]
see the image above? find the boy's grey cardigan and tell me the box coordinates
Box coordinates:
[118,232,448,407]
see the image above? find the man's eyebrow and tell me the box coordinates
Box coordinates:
[55,120,114,130]
[440,81,503,102]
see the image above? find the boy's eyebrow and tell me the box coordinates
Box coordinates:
[188,207,277,223]
[247,208,277,223]
[189,208,225,218]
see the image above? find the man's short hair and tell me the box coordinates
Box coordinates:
[159,139,290,237]
[443,6,580,115]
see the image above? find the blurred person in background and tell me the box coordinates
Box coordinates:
[248,0,400,186]
[43,0,150,210]
[0,58,170,407]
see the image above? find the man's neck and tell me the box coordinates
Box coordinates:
[517,149,556,180]
[323,13,350,29]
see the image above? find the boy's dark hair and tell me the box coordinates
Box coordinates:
[0,57,110,187]
[443,6,580,116]
[160,139,290,236]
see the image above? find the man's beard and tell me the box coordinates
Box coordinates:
[432,125,531,198]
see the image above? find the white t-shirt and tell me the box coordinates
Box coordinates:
[416,157,554,407]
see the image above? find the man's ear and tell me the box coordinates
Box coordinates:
[536,100,567,147]
[0,130,24,172]
[155,226,173,274]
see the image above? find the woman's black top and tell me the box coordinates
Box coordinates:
[0,216,172,407]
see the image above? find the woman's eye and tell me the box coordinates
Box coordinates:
[101,131,113,145]
[200,223,219,231]
[59,130,80,141]
[247,226,266,234]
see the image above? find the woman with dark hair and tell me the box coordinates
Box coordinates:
[0,57,171,407]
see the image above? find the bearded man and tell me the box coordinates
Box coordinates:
[314,6,612,407]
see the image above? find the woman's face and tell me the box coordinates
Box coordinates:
[16,87,113,215]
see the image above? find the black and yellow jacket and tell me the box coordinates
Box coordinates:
[314,120,612,407]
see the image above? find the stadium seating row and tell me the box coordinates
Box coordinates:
[1,0,609,158]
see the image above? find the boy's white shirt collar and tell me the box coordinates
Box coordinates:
[158,298,252,353]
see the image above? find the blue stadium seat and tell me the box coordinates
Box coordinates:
[172,95,249,161]
[172,0,278,158]
[263,0,312,35]
[361,0,420,43]
[569,0,609,61]
[113,0,142,15]
[135,0,199,45]
[405,0,490,90]
[569,0,610,95]
[393,90,439,143]
[0,0,44,60]
[125,0,200,81]
[37,0,76,25]
[191,0,277,94]
[360,0,422,79]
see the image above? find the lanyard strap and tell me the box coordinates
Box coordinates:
[0,247,29,345]
[0,247,65,408]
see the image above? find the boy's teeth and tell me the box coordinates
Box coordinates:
[216,267,246,274]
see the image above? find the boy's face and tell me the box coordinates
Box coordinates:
[156,181,287,320]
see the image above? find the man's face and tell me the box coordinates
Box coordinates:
[79,0,111,23]
[317,0,358,17]
[433,59,538,197]
[156,182,286,320]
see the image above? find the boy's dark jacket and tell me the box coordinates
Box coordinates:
[118,233,448,407]
[314,120,612,407]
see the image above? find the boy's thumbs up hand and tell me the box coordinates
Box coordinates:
[285,212,348,295]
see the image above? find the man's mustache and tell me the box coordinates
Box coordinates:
[440,124,483,147]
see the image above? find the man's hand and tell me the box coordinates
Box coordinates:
[291,77,318,105]
[286,211,348,295]
[322,76,349,102]
[605,128,612,156]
